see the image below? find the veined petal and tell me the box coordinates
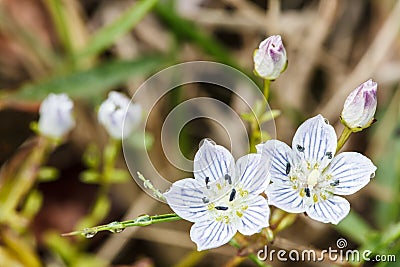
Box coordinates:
[292,115,337,169]
[235,195,270,235]
[306,196,350,224]
[164,178,208,223]
[266,182,306,213]
[194,139,235,183]
[236,154,269,195]
[325,152,376,195]
[190,219,236,251]
[257,140,297,184]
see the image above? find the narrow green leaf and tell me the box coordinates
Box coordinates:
[5,55,168,102]
[78,0,158,59]
[43,0,74,56]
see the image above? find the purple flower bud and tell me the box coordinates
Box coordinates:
[38,93,75,138]
[341,79,377,130]
[253,35,287,80]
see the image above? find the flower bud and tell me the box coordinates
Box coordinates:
[341,79,377,131]
[38,93,75,138]
[98,91,141,140]
[253,35,287,80]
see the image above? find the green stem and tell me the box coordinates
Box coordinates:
[336,126,353,153]
[263,79,271,100]
[229,238,269,267]
[249,119,258,153]
[63,213,181,237]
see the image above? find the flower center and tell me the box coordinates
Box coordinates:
[201,174,249,224]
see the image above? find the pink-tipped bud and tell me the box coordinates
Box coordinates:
[253,35,287,80]
[341,79,377,130]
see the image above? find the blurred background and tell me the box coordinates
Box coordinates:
[0,0,399,266]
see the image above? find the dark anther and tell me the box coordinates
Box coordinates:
[296,145,305,152]
[224,174,232,185]
[205,176,210,189]
[325,152,333,159]
[229,189,236,202]
[202,197,210,204]
[330,180,339,186]
[285,162,291,175]
[305,187,311,197]
[215,206,229,211]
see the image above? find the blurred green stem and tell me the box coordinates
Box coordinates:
[263,79,271,100]
[0,137,52,223]
[229,238,270,267]
[336,126,352,153]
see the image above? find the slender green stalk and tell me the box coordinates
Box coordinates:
[62,213,181,237]
[336,126,353,153]
[229,238,270,267]
[263,79,271,100]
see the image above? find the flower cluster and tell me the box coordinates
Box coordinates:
[37,91,141,140]
[165,114,377,250]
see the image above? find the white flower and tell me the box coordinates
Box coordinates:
[164,140,270,251]
[98,91,141,140]
[38,93,75,138]
[257,115,376,224]
[253,35,287,80]
[341,79,377,130]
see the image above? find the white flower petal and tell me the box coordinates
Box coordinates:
[266,182,306,213]
[235,195,270,235]
[190,219,236,251]
[306,196,350,224]
[326,152,376,195]
[38,93,75,138]
[257,140,297,184]
[292,115,337,168]
[235,154,269,195]
[164,178,208,223]
[194,139,235,183]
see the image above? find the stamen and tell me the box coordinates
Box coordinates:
[330,180,339,186]
[205,176,210,189]
[224,174,232,185]
[285,162,291,175]
[202,196,210,204]
[215,206,228,211]
[229,189,236,202]
[296,144,305,152]
[305,187,311,197]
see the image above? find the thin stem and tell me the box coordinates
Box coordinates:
[62,213,182,237]
[336,126,352,153]
[263,79,271,100]
[229,238,270,267]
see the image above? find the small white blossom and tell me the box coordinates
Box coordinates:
[253,35,287,80]
[257,115,376,224]
[98,91,141,140]
[38,93,75,138]
[164,140,270,251]
[341,79,377,130]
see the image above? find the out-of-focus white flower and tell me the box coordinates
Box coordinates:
[98,91,141,140]
[257,115,376,224]
[341,79,377,131]
[253,35,287,80]
[164,140,270,251]
[38,93,75,138]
